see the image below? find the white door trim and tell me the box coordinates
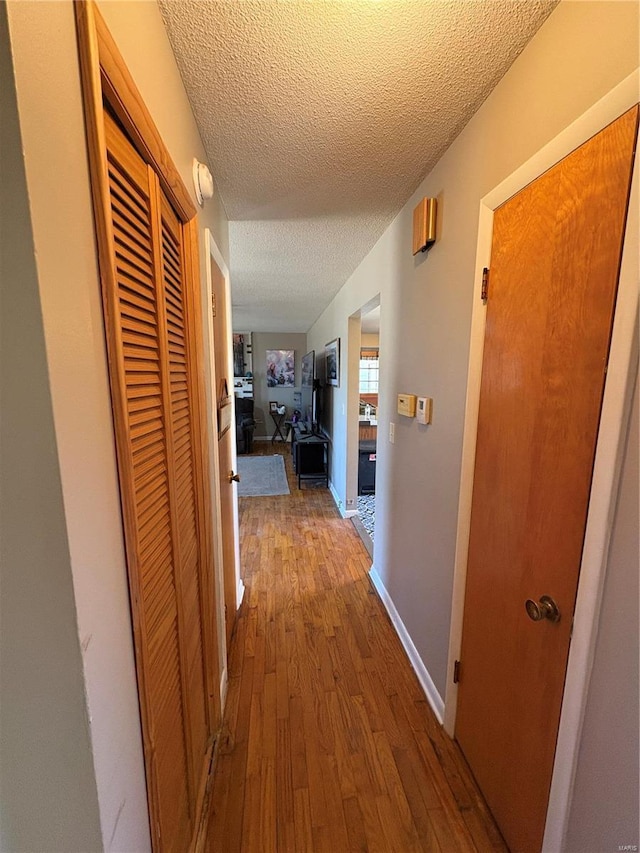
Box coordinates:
[444,70,639,851]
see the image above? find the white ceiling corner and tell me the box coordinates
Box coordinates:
[158,0,558,332]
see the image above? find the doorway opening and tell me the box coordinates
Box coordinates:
[349,298,381,555]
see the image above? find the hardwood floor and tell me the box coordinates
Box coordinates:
[205,442,506,852]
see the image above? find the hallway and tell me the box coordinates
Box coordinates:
[206,446,505,851]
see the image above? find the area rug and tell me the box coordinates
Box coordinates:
[237,454,290,497]
[357,494,375,539]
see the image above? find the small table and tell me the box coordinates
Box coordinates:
[270,411,287,442]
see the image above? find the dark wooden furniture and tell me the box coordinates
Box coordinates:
[358,440,377,495]
[291,425,329,488]
[270,411,287,442]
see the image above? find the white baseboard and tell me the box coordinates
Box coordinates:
[368,566,445,724]
[329,480,358,517]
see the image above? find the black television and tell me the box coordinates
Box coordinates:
[300,350,315,432]
[314,349,330,435]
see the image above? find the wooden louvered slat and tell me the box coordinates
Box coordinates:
[112,206,152,253]
[138,528,172,575]
[115,259,157,292]
[120,304,158,333]
[125,372,162,388]
[108,182,150,236]
[122,343,159,361]
[129,397,162,423]
[114,239,156,278]
[119,284,156,313]
[123,355,160,372]
[130,432,165,461]
[122,331,158,352]
[130,435,164,461]
[126,381,162,398]
[164,285,182,309]
[107,159,150,215]
[138,526,172,571]
[147,617,191,843]
[108,170,149,218]
[129,415,163,441]
[134,463,167,500]
[120,280,155,302]
[141,549,173,611]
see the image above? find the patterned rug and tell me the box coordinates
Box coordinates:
[237,454,290,497]
[357,494,375,540]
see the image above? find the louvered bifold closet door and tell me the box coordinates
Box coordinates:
[155,189,210,786]
[103,109,208,851]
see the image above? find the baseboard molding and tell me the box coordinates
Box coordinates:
[253,435,290,445]
[351,515,374,558]
[329,480,358,518]
[369,566,445,724]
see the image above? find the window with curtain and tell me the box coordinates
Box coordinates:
[359,347,379,393]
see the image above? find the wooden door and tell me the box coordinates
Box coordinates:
[210,253,239,648]
[102,109,220,851]
[455,106,638,853]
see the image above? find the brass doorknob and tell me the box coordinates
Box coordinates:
[525,595,560,623]
[229,471,240,483]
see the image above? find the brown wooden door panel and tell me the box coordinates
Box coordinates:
[456,106,638,853]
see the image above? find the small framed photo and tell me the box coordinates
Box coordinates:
[325,338,340,387]
[269,401,279,413]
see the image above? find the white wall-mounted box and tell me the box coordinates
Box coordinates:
[417,397,433,424]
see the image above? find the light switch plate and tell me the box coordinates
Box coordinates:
[397,394,417,418]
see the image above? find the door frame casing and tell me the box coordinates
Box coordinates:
[347,295,382,520]
[445,70,639,849]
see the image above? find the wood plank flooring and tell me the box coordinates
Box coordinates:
[205,442,506,852]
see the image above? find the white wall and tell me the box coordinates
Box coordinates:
[250,332,308,439]
[565,372,639,851]
[361,333,380,348]
[307,0,639,740]
[0,7,103,848]
[3,1,231,849]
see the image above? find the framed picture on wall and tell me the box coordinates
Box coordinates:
[325,338,340,387]
[266,349,295,387]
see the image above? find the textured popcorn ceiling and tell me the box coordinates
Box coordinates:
[158,0,557,332]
